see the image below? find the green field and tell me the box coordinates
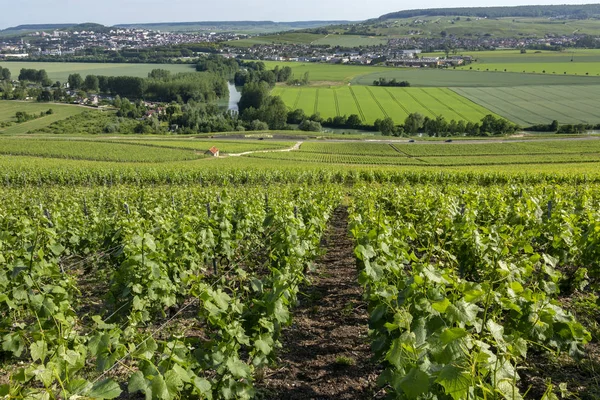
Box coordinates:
[273,86,495,124]
[0,101,89,134]
[113,138,295,154]
[0,137,203,162]
[452,85,600,125]
[362,16,600,38]
[456,48,600,76]
[262,61,391,83]
[0,62,195,82]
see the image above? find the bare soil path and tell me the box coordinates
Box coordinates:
[259,207,380,399]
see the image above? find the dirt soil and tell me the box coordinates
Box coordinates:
[258,207,380,399]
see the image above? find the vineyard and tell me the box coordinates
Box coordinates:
[0,136,599,399]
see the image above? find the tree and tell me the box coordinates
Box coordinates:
[68,74,83,90]
[238,81,270,112]
[250,119,269,131]
[299,119,322,132]
[550,119,559,132]
[346,114,362,128]
[0,67,10,81]
[83,75,100,92]
[375,117,396,136]
[404,113,425,134]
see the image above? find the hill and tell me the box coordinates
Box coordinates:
[379,4,600,20]
[113,20,354,33]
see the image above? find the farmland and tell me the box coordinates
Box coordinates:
[458,48,600,76]
[453,85,600,125]
[0,101,89,134]
[272,86,495,123]
[0,135,599,399]
[229,32,387,47]
[0,62,195,82]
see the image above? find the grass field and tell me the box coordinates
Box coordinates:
[262,61,392,84]
[452,85,600,125]
[272,86,495,123]
[0,101,89,134]
[451,49,600,76]
[0,62,195,82]
[351,68,600,86]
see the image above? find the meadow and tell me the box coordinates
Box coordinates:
[0,101,89,134]
[262,61,392,83]
[452,85,600,125]
[0,62,195,82]
[272,86,495,123]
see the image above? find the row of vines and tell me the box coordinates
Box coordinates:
[350,184,599,399]
[0,185,341,399]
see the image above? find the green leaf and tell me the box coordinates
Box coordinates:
[128,371,149,394]
[192,376,212,399]
[432,298,450,313]
[440,328,468,345]
[398,367,429,399]
[226,358,250,379]
[30,340,48,363]
[2,333,25,357]
[255,334,273,355]
[436,364,472,400]
[88,379,122,399]
[49,243,65,256]
[151,374,170,400]
[447,300,481,326]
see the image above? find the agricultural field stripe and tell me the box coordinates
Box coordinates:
[509,86,594,123]
[314,88,320,115]
[473,87,554,123]
[529,86,600,119]
[389,144,429,164]
[293,89,302,109]
[453,88,535,126]
[404,89,438,117]
[384,88,410,115]
[496,87,587,123]
[348,86,366,122]
[419,88,468,121]
[333,90,341,116]
[365,87,389,118]
[446,88,498,118]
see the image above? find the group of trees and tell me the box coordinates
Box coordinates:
[15,109,53,123]
[18,68,52,86]
[65,70,228,103]
[372,78,411,87]
[0,66,11,81]
[233,63,293,87]
[373,113,520,136]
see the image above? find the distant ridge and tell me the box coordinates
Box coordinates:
[379,3,600,20]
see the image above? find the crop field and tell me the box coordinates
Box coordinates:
[455,48,600,76]
[0,62,194,82]
[272,86,494,123]
[0,137,202,162]
[350,68,600,86]
[262,61,392,83]
[112,139,295,153]
[243,140,600,167]
[452,85,600,125]
[1,131,599,399]
[0,101,89,134]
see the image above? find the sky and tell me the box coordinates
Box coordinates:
[0,0,596,29]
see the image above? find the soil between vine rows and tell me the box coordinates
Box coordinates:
[258,207,381,399]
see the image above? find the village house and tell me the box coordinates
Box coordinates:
[206,147,220,157]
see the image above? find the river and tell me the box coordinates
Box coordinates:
[227,81,242,112]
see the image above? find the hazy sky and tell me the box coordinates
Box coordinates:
[0,0,595,29]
